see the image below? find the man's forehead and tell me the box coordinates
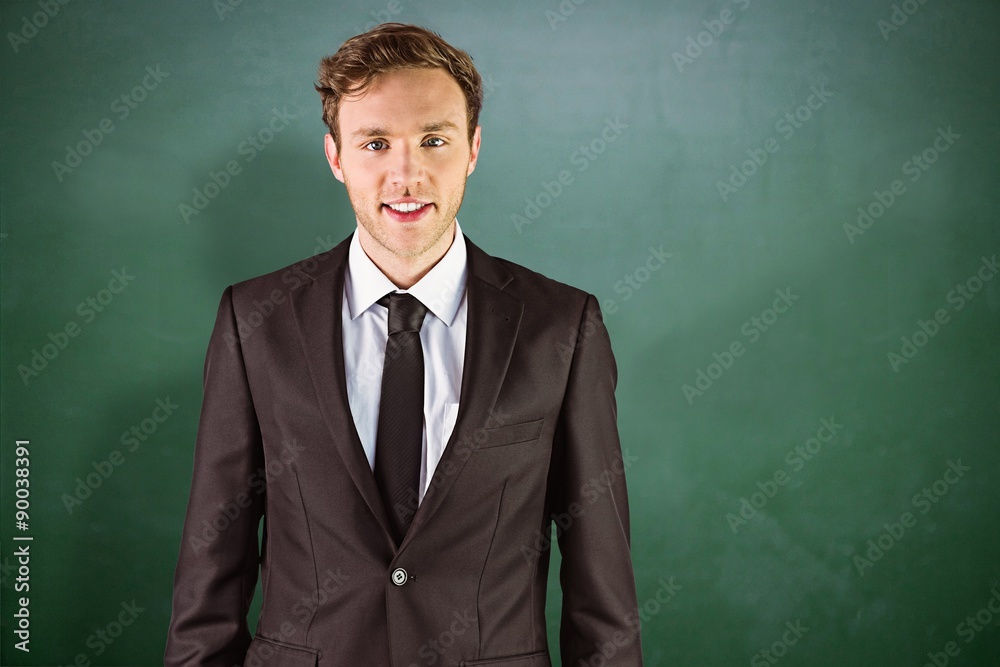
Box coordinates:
[337,68,468,138]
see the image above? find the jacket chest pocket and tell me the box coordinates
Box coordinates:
[477,418,544,449]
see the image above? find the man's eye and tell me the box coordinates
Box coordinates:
[424,137,445,147]
[364,140,387,151]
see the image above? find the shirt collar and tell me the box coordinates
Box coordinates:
[345,219,468,326]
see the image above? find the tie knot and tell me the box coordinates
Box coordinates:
[378,292,428,334]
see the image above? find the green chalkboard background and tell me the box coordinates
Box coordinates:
[2,0,999,664]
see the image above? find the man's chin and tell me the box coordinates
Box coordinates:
[356,209,454,259]
[369,231,432,259]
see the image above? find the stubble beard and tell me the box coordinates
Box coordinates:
[347,175,468,260]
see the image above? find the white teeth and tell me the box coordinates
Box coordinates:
[387,202,426,213]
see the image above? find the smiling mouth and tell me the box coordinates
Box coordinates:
[385,202,430,213]
[382,201,433,222]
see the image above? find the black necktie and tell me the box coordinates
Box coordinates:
[374,291,428,546]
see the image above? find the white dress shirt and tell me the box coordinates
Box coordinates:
[342,220,468,506]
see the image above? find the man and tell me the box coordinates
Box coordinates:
[165,23,642,667]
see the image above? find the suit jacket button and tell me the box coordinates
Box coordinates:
[391,568,408,586]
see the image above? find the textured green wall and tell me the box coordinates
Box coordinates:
[2,0,998,664]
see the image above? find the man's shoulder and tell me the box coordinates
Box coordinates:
[227,235,350,303]
[469,240,593,311]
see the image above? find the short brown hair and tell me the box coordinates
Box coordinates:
[315,23,483,150]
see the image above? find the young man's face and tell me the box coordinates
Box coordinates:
[325,67,481,263]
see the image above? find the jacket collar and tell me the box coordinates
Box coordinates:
[344,220,469,327]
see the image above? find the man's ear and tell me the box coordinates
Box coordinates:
[324,133,346,183]
[466,125,482,176]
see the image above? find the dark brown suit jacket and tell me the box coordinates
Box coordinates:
[164,232,643,666]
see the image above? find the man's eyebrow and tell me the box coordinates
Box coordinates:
[349,120,460,140]
[350,125,391,140]
[419,120,460,134]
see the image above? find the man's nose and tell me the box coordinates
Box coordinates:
[388,144,424,184]
[389,146,423,185]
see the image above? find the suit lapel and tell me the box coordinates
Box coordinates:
[398,237,522,552]
[289,234,396,543]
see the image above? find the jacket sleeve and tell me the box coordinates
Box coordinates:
[551,293,644,665]
[164,285,265,666]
